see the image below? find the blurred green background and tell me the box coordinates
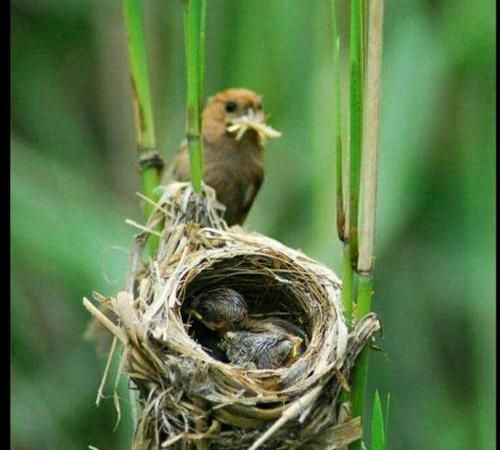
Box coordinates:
[11,0,495,449]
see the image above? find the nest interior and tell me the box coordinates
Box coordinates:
[86,183,381,450]
[180,254,315,363]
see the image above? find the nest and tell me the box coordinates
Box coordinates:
[85,183,381,450]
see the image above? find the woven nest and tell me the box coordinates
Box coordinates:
[85,183,381,450]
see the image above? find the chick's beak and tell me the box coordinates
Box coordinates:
[226,108,282,145]
[189,309,203,320]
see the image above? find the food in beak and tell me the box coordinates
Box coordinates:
[226,108,282,144]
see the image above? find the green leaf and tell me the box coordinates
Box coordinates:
[371,390,385,450]
[384,392,391,446]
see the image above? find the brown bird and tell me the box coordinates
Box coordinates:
[164,88,281,226]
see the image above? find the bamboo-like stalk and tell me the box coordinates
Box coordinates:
[199,0,206,108]
[341,245,354,324]
[332,1,353,328]
[332,0,344,242]
[349,275,373,440]
[357,1,383,276]
[182,7,207,448]
[124,0,163,256]
[183,0,205,193]
[362,0,369,76]
[348,0,364,267]
[350,0,384,448]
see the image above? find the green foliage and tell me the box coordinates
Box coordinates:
[384,392,391,444]
[371,390,385,450]
[11,1,495,449]
[370,390,391,450]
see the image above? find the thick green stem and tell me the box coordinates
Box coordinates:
[340,243,354,405]
[124,0,156,149]
[332,0,345,241]
[124,0,163,255]
[199,0,206,108]
[350,2,383,445]
[350,274,373,450]
[358,0,384,275]
[362,0,368,77]
[349,0,364,266]
[356,273,373,319]
[342,244,354,324]
[183,0,205,193]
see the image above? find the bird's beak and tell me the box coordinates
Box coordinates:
[189,309,203,320]
[290,337,303,359]
[226,108,282,145]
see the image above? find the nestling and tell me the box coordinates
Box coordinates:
[188,287,307,340]
[219,330,302,370]
[164,88,281,226]
[187,287,307,368]
[188,287,249,332]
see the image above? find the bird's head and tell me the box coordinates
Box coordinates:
[202,88,281,147]
[188,287,249,331]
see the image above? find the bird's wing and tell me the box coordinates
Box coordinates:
[232,172,264,225]
[264,317,309,346]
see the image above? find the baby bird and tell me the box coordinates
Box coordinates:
[219,330,302,370]
[188,287,249,332]
[165,88,281,226]
[187,287,306,369]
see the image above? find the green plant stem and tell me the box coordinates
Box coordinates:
[349,0,364,266]
[336,134,344,239]
[340,244,354,406]
[332,0,344,241]
[124,0,162,255]
[350,2,383,445]
[342,244,354,324]
[183,0,205,193]
[349,274,373,450]
[199,0,206,107]
[358,0,384,274]
[362,0,368,77]
[124,0,156,148]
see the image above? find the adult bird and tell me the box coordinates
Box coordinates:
[164,88,281,226]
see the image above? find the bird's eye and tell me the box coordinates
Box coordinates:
[225,101,237,113]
